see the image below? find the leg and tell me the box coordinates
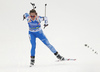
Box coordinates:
[29,32,36,66]
[29,32,36,57]
[37,30,57,53]
[37,30,65,60]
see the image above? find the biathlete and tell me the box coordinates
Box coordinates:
[23,9,65,66]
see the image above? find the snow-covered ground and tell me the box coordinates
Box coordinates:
[0,0,100,72]
[0,61,100,72]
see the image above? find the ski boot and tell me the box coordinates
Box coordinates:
[30,56,35,67]
[54,52,65,60]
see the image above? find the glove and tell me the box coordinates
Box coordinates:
[44,24,48,29]
[23,15,26,20]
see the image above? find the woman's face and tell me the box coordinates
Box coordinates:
[30,13,36,20]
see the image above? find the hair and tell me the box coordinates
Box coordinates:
[29,9,37,15]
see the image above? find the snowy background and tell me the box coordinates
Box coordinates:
[0,0,100,72]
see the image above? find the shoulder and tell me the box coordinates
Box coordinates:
[38,16,44,18]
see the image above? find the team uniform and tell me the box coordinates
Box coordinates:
[24,13,64,66]
[24,13,57,56]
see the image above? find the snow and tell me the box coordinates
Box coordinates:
[0,60,100,72]
[0,0,100,72]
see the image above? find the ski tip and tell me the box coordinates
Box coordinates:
[55,59,76,62]
[30,65,32,67]
[29,64,34,67]
[30,65,33,67]
[66,59,77,61]
[74,59,76,61]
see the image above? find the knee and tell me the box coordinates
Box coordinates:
[31,44,36,49]
[43,39,50,45]
[47,44,52,48]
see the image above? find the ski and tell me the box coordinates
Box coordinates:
[30,64,34,67]
[29,62,34,67]
[56,58,76,62]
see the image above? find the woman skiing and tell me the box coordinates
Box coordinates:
[23,9,65,66]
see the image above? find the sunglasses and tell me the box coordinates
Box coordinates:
[30,16,35,17]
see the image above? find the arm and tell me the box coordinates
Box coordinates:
[39,16,48,25]
[43,16,48,28]
[44,16,48,25]
[23,13,29,21]
[39,16,48,29]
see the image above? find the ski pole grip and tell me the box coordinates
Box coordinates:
[45,4,47,6]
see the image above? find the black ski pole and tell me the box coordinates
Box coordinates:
[30,2,36,9]
[23,3,36,21]
[45,4,47,17]
[44,4,47,29]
